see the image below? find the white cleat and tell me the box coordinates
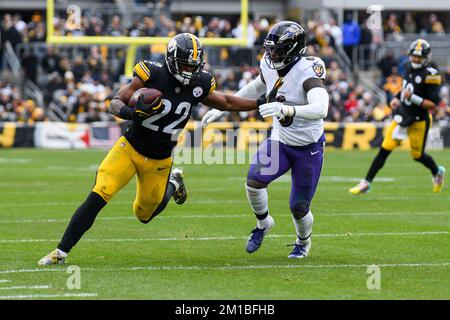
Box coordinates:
[38,249,67,266]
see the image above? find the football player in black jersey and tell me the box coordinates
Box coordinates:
[38,33,265,265]
[350,39,445,195]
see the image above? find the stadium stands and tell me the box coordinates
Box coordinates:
[1,7,449,125]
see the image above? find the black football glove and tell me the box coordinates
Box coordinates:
[132,93,163,121]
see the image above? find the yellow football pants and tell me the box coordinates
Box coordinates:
[92,136,172,222]
[381,116,431,159]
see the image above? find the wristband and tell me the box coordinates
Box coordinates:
[282,105,295,117]
[409,94,424,107]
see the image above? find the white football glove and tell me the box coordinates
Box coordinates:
[258,102,294,119]
[201,109,224,128]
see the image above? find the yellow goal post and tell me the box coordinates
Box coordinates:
[46,0,249,77]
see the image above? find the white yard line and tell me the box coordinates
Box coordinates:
[0,231,448,244]
[0,285,50,290]
[0,211,448,224]
[1,194,449,207]
[0,262,448,275]
[0,280,12,283]
[0,293,97,299]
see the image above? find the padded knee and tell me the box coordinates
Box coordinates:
[92,172,115,203]
[290,201,310,219]
[246,178,268,189]
[133,201,159,224]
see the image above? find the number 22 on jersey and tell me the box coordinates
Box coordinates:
[141,99,191,138]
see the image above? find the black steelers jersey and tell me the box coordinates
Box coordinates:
[124,60,216,159]
[397,63,441,124]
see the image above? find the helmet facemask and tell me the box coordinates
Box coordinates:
[264,40,306,70]
[168,56,204,85]
[409,55,427,70]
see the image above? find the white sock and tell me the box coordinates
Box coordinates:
[292,211,314,244]
[257,215,274,230]
[56,249,67,257]
[246,184,272,229]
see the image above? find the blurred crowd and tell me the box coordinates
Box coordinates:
[1,9,450,125]
[0,79,47,123]
[383,12,447,37]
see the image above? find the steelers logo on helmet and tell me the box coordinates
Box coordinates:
[168,39,177,53]
[263,21,307,70]
[165,33,205,85]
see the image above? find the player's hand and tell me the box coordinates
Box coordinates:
[258,102,294,119]
[389,97,401,109]
[201,109,224,128]
[132,93,163,120]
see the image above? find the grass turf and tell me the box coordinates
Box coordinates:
[0,148,448,300]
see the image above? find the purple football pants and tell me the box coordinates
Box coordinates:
[247,136,325,213]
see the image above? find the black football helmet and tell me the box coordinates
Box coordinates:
[407,39,431,69]
[166,33,205,85]
[263,21,307,70]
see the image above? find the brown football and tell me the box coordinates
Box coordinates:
[128,88,163,107]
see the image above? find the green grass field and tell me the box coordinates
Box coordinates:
[0,148,449,300]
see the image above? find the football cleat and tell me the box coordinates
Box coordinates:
[38,249,67,266]
[170,168,187,205]
[432,166,445,193]
[245,216,274,253]
[288,237,311,259]
[349,179,371,195]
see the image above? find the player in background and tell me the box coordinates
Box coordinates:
[203,21,329,258]
[349,39,445,195]
[38,33,267,265]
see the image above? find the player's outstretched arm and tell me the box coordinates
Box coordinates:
[202,90,259,112]
[109,77,144,119]
[201,75,267,127]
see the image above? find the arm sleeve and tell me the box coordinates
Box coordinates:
[209,75,217,94]
[424,74,441,105]
[199,72,217,100]
[234,75,266,98]
[292,87,329,120]
[133,61,152,84]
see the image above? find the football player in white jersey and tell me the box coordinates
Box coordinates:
[202,21,329,258]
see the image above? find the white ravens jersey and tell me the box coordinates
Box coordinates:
[260,55,326,146]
